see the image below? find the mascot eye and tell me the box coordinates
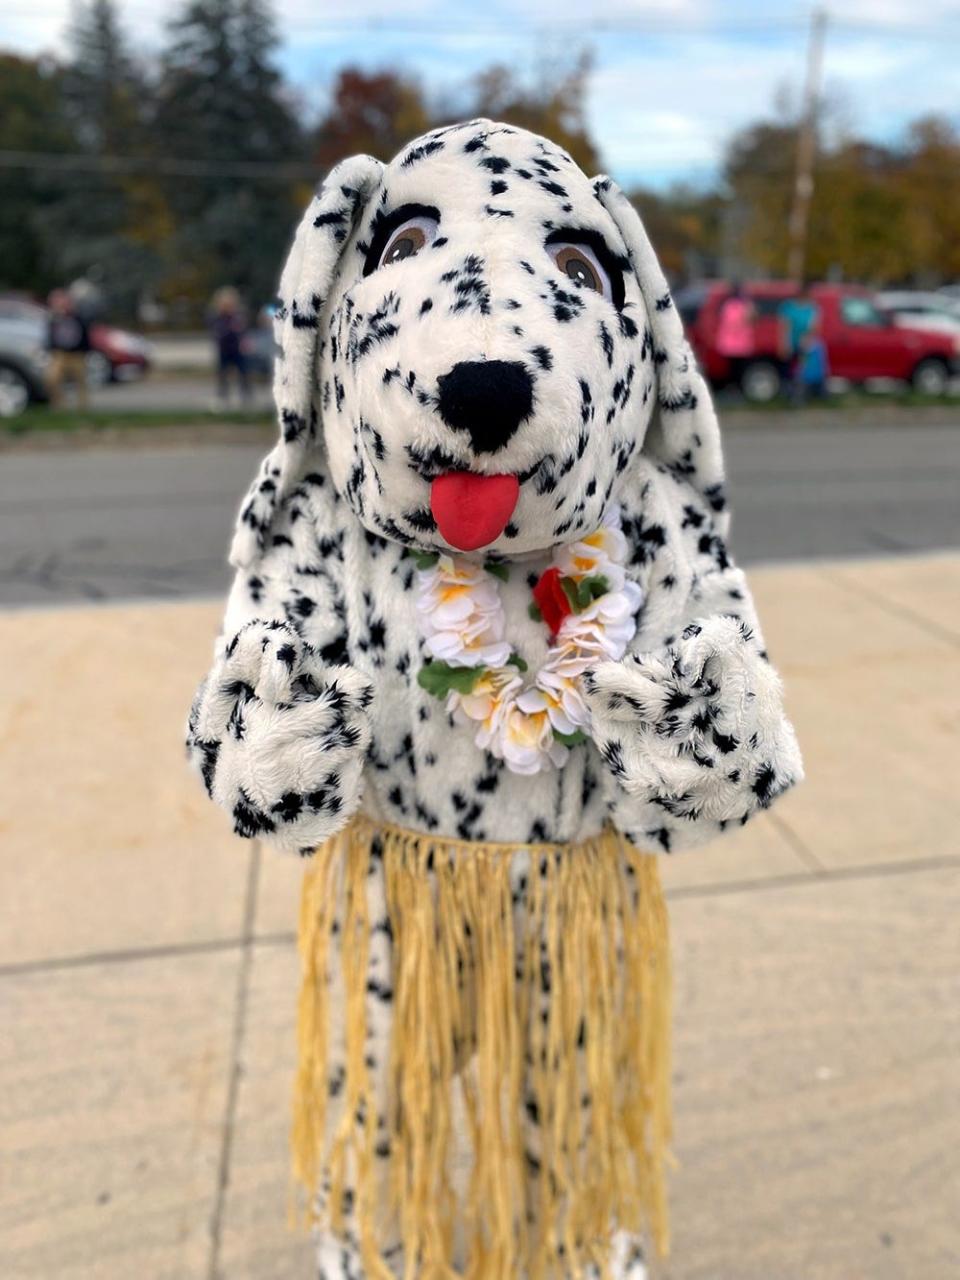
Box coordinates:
[549,242,612,300]
[379,216,438,268]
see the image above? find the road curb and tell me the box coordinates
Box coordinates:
[0,421,275,453]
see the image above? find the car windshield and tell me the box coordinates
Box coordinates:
[841,297,887,327]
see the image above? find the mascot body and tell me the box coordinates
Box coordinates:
[187,120,802,1279]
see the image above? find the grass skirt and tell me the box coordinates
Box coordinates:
[292,814,671,1280]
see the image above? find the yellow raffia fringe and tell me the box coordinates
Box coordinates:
[292,814,672,1279]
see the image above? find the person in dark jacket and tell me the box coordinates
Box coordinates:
[46,288,91,409]
[209,286,251,406]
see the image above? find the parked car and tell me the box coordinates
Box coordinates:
[87,323,152,384]
[0,299,151,414]
[877,290,960,338]
[0,303,50,417]
[675,280,960,401]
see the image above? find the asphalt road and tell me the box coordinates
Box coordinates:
[1,420,958,606]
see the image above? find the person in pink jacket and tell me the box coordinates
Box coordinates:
[715,281,756,388]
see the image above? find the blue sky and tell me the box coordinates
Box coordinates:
[3,1,959,188]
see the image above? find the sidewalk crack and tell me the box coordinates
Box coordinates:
[768,809,824,872]
[206,840,261,1280]
[820,564,960,649]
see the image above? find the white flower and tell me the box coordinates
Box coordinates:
[526,670,591,732]
[552,503,630,593]
[451,667,523,729]
[414,507,643,775]
[416,555,512,669]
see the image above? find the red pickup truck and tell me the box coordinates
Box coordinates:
[675,281,960,402]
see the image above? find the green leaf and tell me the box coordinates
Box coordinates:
[484,560,510,582]
[417,660,486,699]
[411,550,440,570]
[575,579,593,608]
[507,653,528,672]
[553,728,587,747]
[528,602,543,622]
[583,574,610,600]
[560,576,581,611]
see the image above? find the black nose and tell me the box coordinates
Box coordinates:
[436,360,534,454]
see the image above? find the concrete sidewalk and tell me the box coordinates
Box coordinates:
[1,554,958,1279]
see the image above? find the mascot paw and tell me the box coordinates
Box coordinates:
[188,620,374,848]
[583,616,794,816]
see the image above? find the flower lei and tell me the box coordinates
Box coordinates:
[414,505,643,775]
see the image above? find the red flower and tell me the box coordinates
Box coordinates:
[532,566,574,637]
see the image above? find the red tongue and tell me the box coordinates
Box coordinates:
[430,472,520,551]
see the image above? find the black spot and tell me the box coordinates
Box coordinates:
[753,764,778,805]
[233,791,275,838]
[401,138,444,167]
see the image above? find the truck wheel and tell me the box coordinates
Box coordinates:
[740,359,783,404]
[911,358,949,397]
[0,364,31,418]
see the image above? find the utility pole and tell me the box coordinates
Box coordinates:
[787,7,827,283]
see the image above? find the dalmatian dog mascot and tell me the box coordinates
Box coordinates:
[188,119,802,1280]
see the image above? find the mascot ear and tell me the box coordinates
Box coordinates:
[593,175,729,538]
[231,153,384,567]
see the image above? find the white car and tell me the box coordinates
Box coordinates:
[878,290,960,337]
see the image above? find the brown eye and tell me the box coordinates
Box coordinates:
[555,246,601,291]
[548,240,613,302]
[378,215,438,268]
[383,226,425,265]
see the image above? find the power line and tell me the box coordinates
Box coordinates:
[0,149,316,180]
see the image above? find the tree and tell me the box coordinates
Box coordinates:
[806,140,908,283]
[721,120,798,277]
[29,0,165,318]
[63,0,141,152]
[466,52,601,174]
[628,184,725,281]
[151,0,306,310]
[313,68,431,169]
[720,106,960,285]
[0,55,75,293]
[896,116,960,283]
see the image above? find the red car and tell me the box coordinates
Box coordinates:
[675,281,960,401]
[87,323,152,384]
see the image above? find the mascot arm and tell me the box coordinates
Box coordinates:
[185,477,373,855]
[583,479,803,855]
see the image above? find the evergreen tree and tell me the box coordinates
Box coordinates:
[152,0,306,311]
[63,0,140,151]
[32,0,164,319]
[0,55,75,293]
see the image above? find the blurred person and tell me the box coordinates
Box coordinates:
[208,286,250,406]
[241,303,278,380]
[46,287,91,409]
[779,284,819,405]
[67,276,103,322]
[795,313,830,405]
[714,281,755,389]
